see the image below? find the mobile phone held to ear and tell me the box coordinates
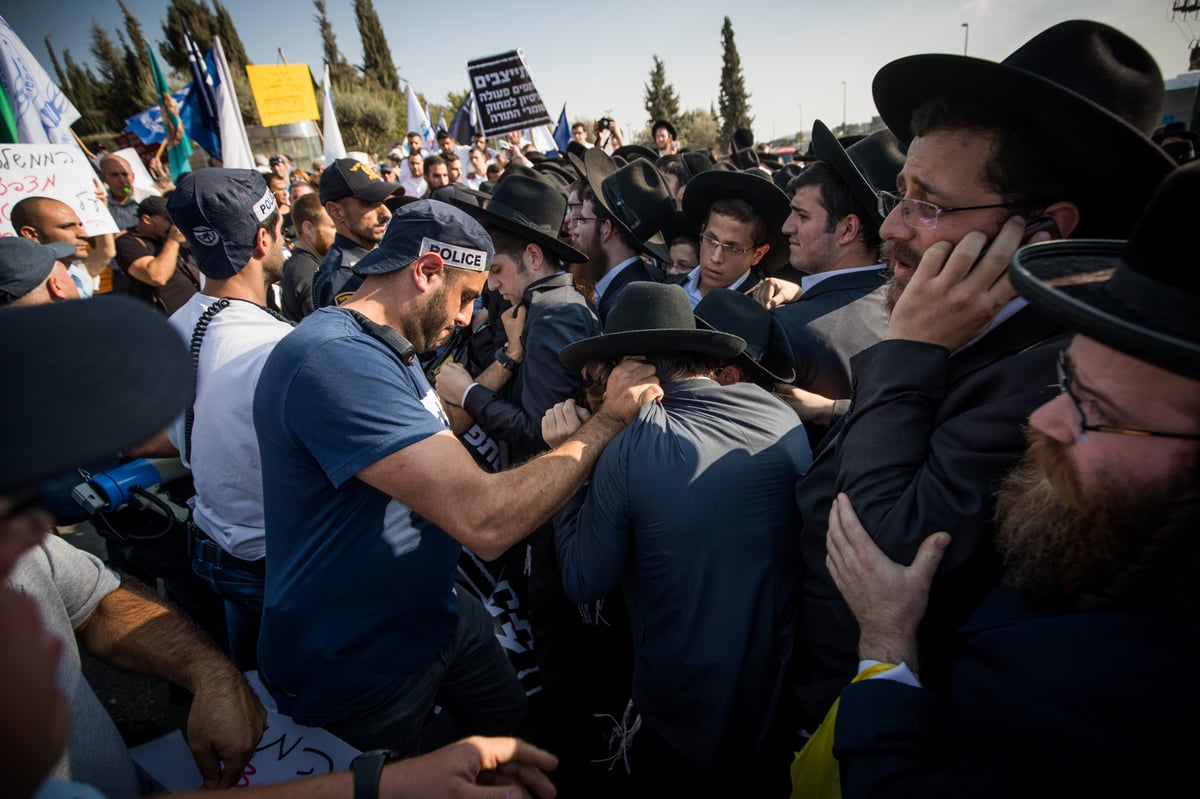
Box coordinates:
[1022,216,1061,244]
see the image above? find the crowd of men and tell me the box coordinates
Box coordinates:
[2,18,1198,799]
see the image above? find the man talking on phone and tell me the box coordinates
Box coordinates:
[788,20,1177,734]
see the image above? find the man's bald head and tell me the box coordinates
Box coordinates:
[100,154,133,200]
[11,197,90,262]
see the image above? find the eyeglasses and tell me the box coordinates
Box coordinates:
[570,216,603,229]
[699,232,760,257]
[1056,350,1200,442]
[877,190,1013,230]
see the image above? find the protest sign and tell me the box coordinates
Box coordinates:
[467,50,552,136]
[0,143,117,237]
[131,672,360,791]
[245,64,319,127]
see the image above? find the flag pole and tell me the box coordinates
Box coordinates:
[70,129,95,161]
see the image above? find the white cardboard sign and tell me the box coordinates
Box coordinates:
[0,143,118,237]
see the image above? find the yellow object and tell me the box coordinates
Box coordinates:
[245,65,319,127]
[789,662,897,799]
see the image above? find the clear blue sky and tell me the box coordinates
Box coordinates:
[6,1,1195,145]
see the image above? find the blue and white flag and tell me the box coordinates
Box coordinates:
[449,93,475,146]
[322,64,346,166]
[179,19,220,160]
[551,103,569,156]
[406,84,434,155]
[209,36,253,169]
[0,14,80,145]
[125,88,190,145]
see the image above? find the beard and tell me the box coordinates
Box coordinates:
[403,281,454,353]
[880,240,923,310]
[994,428,1200,611]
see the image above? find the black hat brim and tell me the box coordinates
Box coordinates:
[682,171,791,273]
[872,53,1174,236]
[584,148,669,262]
[811,120,884,226]
[450,198,587,263]
[353,181,405,204]
[1012,239,1200,380]
[695,313,796,384]
[559,328,745,373]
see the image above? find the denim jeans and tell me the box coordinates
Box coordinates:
[325,589,527,756]
[191,557,264,672]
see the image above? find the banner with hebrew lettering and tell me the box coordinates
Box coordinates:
[0,143,118,237]
[466,50,552,137]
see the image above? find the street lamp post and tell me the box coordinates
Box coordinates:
[841,81,847,135]
[962,23,969,56]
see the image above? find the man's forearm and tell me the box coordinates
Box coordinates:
[129,238,182,286]
[75,579,236,693]
[467,411,625,560]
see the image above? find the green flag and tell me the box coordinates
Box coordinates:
[147,44,193,180]
[0,86,17,143]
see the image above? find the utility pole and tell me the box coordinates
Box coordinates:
[841,81,847,135]
[962,23,969,56]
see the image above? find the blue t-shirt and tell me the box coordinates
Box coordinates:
[253,307,461,725]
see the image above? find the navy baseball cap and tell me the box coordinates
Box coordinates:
[353,200,493,276]
[168,168,278,279]
[0,238,76,305]
[319,158,402,204]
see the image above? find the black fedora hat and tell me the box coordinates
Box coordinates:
[450,174,586,263]
[1011,159,1200,381]
[682,170,791,273]
[694,288,796,385]
[614,144,659,163]
[772,163,804,193]
[872,20,1174,238]
[651,119,677,139]
[585,148,674,262]
[810,120,906,226]
[730,147,760,171]
[1153,121,1200,145]
[560,282,744,372]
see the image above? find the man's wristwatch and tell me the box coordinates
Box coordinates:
[495,347,520,372]
[351,748,400,799]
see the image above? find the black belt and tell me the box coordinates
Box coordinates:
[188,523,266,577]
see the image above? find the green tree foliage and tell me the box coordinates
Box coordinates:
[212,0,249,71]
[315,0,356,84]
[643,55,680,128]
[717,17,753,146]
[334,80,397,152]
[45,39,105,137]
[677,107,722,155]
[354,0,399,93]
[89,23,137,132]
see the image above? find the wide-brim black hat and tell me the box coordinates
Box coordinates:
[613,144,658,163]
[1011,159,1200,381]
[694,288,796,384]
[584,148,671,262]
[810,120,906,226]
[451,174,586,263]
[560,282,744,372]
[652,119,677,139]
[682,170,791,273]
[0,295,192,491]
[872,19,1174,238]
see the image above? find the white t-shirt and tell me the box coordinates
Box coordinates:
[168,294,293,559]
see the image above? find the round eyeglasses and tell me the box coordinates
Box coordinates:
[877,190,1013,230]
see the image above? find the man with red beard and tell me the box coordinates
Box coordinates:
[789,20,1178,733]
[819,157,1200,797]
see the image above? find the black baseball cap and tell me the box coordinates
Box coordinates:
[354,199,493,276]
[0,238,76,305]
[319,158,403,204]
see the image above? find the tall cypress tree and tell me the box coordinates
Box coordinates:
[213,0,250,70]
[354,0,399,93]
[717,17,753,146]
[160,0,216,72]
[315,0,356,84]
[643,55,680,126]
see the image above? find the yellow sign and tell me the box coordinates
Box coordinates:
[245,65,319,127]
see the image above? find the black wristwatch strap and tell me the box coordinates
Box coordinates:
[352,748,399,799]
[495,347,519,372]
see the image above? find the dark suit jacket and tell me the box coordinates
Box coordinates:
[772,268,890,400]
[834,585,1200,798]
[597,259,662,324]
[791,307,1067,727]
[463,272,599,464]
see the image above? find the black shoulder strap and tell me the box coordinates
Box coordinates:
[342,308,416,365]
[184,298,231,464]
